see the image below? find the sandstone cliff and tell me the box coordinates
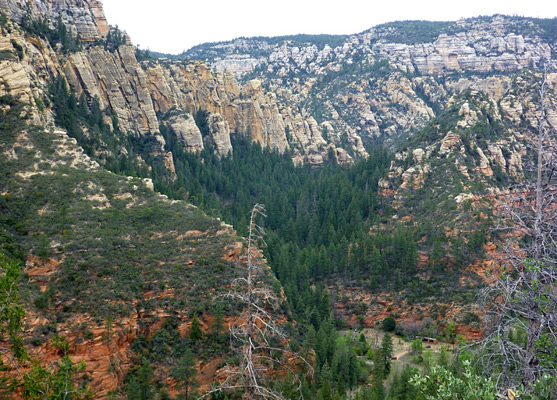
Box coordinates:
[0,0,108,41]
[1,0,353,165]
[65,46,160,136]
[189,16,555,159]
[143,61,345,162]
[63,46,347,163]
[0,15,62,124]
[10,4,554,168]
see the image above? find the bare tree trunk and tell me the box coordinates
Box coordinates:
[206,204,312,400]
[523,65,547,389]
[244,204,261,400]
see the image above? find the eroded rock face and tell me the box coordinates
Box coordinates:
[371,26,550,75]
[6,0,445,165]
[208,16,550,78]
[66,46,160,136]
[439,133,462,155]
[169,113,204,153]
[380,86,536,208]
[507,148,524,178]
[487,144,506,169]
[142,61,342,164]
[234,79,290,152]
[0,0,108,41]
[0,36,33,103]
[0,23,62,124]
[208,113,232,156]
[1,14,346,167]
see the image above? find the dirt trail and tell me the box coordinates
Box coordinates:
[393,349,408,359]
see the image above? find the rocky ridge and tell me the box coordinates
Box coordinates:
[0,0,108,41]
[187,16,556,153]
[1,1,357,166]
[378,70,557,232]
[196,17,553,77]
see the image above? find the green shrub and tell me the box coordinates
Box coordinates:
[382,316,396,332]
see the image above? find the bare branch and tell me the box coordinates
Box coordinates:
[479,63,557,393]
[210,204,312,400]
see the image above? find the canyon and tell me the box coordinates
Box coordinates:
[1,1,556,397]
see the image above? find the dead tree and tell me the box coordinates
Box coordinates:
[208,204,311,400]
[480,64,557,392]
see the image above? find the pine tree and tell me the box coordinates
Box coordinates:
[189,315,203,341]
[211,306,225,337]
[371,377,385,400]
[125,358,155,400]
[438,345,450,367]
[172,349,200,400]
[372,347,385,387]
[381,333,393,376]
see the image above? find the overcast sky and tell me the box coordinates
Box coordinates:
[101,0,557,54]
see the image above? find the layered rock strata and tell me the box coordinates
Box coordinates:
[0,0,108,41]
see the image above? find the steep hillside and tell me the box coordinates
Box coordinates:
[0,87,280,397]
[383,69,557,218]
[1,0,362,167]
[0,6,284,398]
[187,16,556,151]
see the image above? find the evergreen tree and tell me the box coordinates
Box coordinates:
[189,315,203,341]
[211,306,226,345]
[438,345,450,367]
[126,359,155,400]
[171,349,200,400]
[382,317,396,332]
[371,347,385,397]
[318,379,333,400]
[381,333,393,376]
[388,365,418,400]
[444,322,456,347]
[371,377,385,400]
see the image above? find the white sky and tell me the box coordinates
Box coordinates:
[101,0,557,54]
